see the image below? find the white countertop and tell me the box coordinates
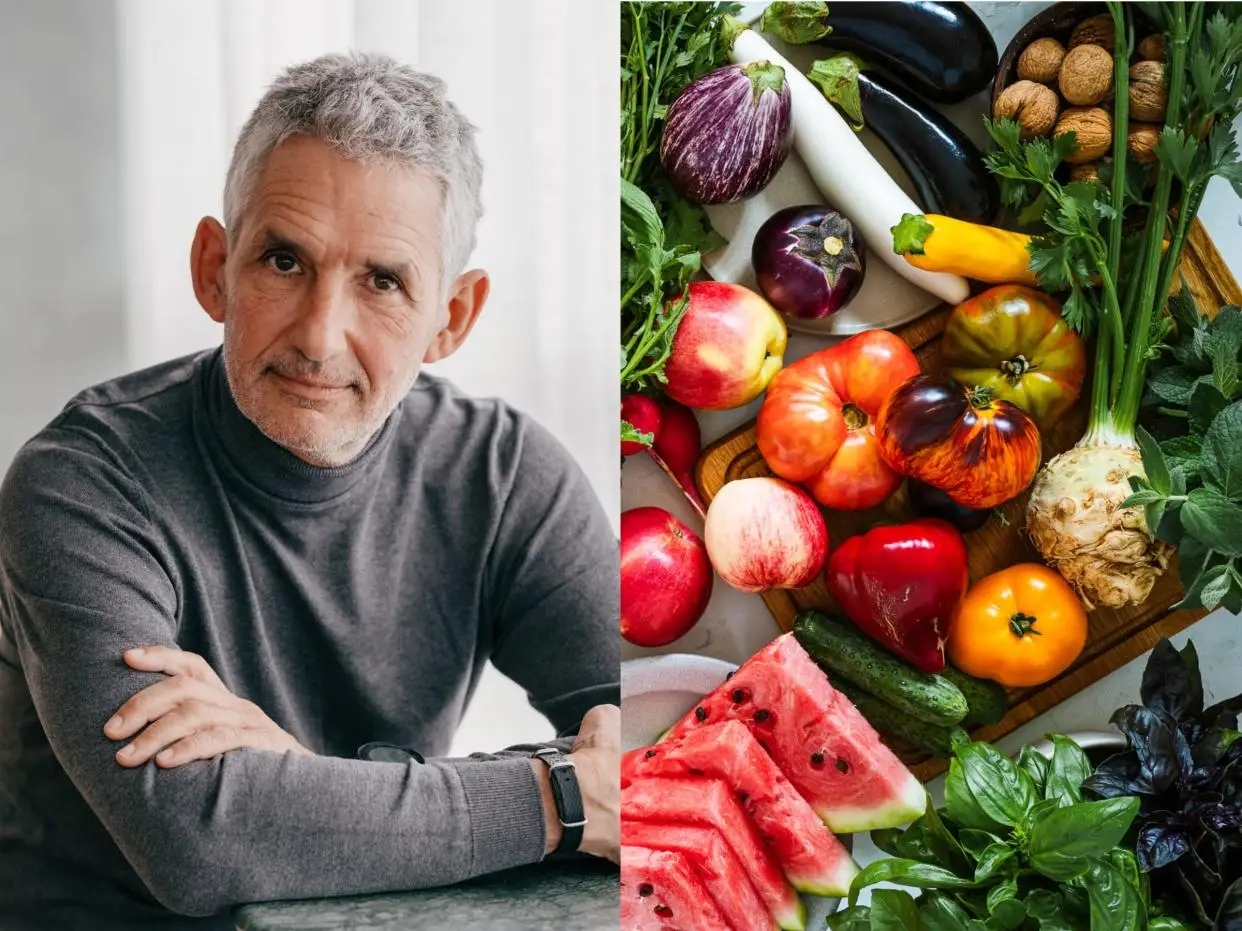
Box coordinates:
[620,0,1242,779]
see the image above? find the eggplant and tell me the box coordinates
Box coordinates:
[807,54,999,224]
[660,61,793,205]
[761,1,997,105]
[751,205,866,319]
[907,478,992,532]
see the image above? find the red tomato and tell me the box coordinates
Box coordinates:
[757,330,921,510]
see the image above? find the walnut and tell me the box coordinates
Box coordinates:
[1059,45,1113,105]
[1139,34,1165,61]
[1055,106,1113,163]
[1070,14,1115,50]
[994,80,1060,140]
[1129,61,1167,122]
[1017,37,1066,84]
[1128,122,1162,165]
[1070,162,1102,184]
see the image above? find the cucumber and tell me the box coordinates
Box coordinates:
[831,676,957,759]
[792,610,968,726]
[940,665,1010,727]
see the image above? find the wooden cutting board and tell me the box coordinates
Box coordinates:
[694,219,1240,782]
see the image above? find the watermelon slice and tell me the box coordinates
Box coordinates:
[621,845,732,930]
[661,633,926,833]
[624,776,806,931]
[623,822,775,931]
[623,720,860,896]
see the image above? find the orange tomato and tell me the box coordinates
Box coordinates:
[947,563,1088,688]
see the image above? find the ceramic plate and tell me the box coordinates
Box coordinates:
[620,654,846,923]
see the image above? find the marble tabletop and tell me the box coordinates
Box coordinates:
[233,860,618,931]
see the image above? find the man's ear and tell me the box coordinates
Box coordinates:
[190,217,230,324]
[424,269,490,364]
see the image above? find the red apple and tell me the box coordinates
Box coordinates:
[663,281,787,411]
[704,477,828,593]
[621,393,662,457]
[621,507,714,647]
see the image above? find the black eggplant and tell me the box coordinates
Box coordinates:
[761,1,997,104]
[808,55,999,224]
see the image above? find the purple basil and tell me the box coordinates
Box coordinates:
[659,61,792,205]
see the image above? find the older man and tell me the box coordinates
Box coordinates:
[0,53,619,929]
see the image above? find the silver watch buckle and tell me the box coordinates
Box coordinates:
[533,748,576,772]
[559,817,588,828]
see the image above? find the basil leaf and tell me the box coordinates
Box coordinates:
[985,873,1017,909]
[973,843,1016,882]
[1045,734,1092,806]
[957,829,1006,862]
[1138,821,1193,870]
[847,859,982,907]
[956,742,1037,828]
[1079,860,1144,931]
[1107,847,1149,910]
[1150,918,1196,931]
[920,893,973,931]
[1204,402,1242,499]
[1082,749,1152,798]
[1022,797,1061,835]
[1216,877,1242,931]
[871,826,905,858]
[1111,705,1182,791]
[946,757,1009,834]
[1018,744,1050,790]
[1025,889,1075,931]
[1142,639,1206,721]
[986,896,1026,930]
[923,798,972,877]
[1028,797,1142,880]
[870,889,922,931]
[827,906,873,931]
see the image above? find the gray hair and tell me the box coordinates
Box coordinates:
[223,52,483,285]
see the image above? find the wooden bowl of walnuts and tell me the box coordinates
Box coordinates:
[992,2,1166,183]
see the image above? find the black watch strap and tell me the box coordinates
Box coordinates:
[533,747,586,856]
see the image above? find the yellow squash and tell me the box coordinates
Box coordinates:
[891,213,1037,287]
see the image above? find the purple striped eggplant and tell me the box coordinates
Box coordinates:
[659,61,793,205]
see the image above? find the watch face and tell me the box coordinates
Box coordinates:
[358,742,424,764]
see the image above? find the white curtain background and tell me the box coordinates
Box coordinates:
[113,0,619,755]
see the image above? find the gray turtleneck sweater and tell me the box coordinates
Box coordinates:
[0,349,619,929]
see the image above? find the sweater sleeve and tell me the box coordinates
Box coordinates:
[0,430,552,918]
[484,415,620,738]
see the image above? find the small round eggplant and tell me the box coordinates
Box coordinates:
[660,61,793,205]
[752,205,866,319]
[907,478,992,532]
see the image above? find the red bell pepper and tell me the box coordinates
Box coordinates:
[825,518,969,672]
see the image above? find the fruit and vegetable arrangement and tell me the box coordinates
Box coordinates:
[620,2,1242,926]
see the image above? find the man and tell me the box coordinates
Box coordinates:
[0,53,619,929]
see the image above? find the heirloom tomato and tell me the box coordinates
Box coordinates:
[940,285,1086,429]
[876,374,1041,510]
[757,330,920,510]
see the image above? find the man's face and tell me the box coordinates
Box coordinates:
[195,134,484,467]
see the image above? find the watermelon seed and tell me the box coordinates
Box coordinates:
[836,757,851,774]
[811,752,825,767]
[731,689,746,704]
[644,749,656,759]
[753,709,771,723]
[725,671,734,680]
[737,791,749,804]
[695,706,707,722]
[638,884,653,897]
[688,767,705,776]
[654,905,673,918]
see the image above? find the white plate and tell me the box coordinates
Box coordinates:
[621,653,846,924]
[701,4,947,338]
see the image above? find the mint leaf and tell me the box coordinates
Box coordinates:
[1198,563,1235,612]
[1203,401,1242,499]
[1147,366,1206,406]
[1136,425,1172,496]
[1190,381,1230,435]
[1182,486,1242,556]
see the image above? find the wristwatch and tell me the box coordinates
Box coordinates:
[532,747,586,856]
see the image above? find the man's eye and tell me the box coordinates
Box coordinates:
[373,273,401,292]
[265,252,300,274]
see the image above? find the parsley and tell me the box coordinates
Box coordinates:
[619,2,738,399]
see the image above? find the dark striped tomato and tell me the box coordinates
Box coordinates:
[876,374,1041,510]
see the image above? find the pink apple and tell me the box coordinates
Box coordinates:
[663,281,787,411]
[621,507,713,647]
[704,477,829,593]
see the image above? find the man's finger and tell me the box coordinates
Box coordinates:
[104,675,223,741]
[152,726,252,768]
[123,646,226,688]
[115,703,248,768]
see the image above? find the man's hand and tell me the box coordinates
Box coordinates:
[531,704,619,863]
[104,646,312,768]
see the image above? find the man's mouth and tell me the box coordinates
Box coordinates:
[270,370,353,399]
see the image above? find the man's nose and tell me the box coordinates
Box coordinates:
[288,275,351,363]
